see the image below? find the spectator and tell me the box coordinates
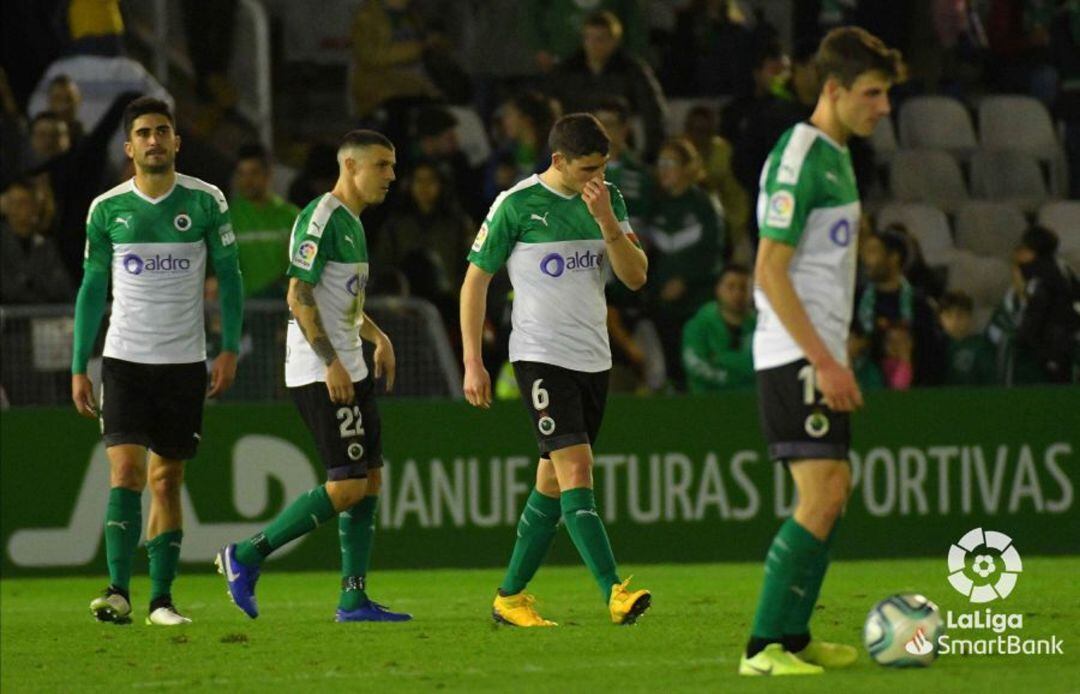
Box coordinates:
[45,75,84,142]
[883,221,948,300]
[881,324,915,390]
[857,229,946,386]
[939,290,997,385]
[985,0,1059,108]
[591,96,653,229]
[1013,225,1080,383]
[523,0,648,72]
[644,138,727,388]
[407,106,483,220]
[67,0,125,56]
[662,0,754,96]
[483,91,555,205]
[681,264,756,393]
[719,36,788,146]
[27,112,71,168]
[287,143,339,208]
[0,179,73,304]
[986,257,1051,385]
[229,144,299,299]
[349,0,439,125]
[848,323,885,390]
[376,160,473,327]
[0,67,26,186]
[682,105,750,262]
[546,11,667,160]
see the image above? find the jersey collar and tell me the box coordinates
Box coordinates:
[534,174,576,200]
[129,176,177,204]
[801,122,847,152]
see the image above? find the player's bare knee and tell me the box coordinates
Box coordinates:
[109,462,145,491]
[365,469,382,496]
[148,465,183,501]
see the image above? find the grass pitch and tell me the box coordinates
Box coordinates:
[2,558,1078,693]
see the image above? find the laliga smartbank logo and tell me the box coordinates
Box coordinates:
[933,528,1064,657]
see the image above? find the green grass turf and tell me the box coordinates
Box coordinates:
[2,558,1078,693]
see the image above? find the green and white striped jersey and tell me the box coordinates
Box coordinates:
[468,174,635,372]
[753,123,861,370]
[285,193,370,386]
[84,174,237,364]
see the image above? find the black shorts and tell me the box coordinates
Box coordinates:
[757,358,851,463]
[100,357,207,460]
[290,377,384,481]
[512,361,609,458]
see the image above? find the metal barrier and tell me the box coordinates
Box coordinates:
[0,298,462,407]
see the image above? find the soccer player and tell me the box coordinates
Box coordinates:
[71,97,243,625]
[461,113,651,627]
[216,130,411,623]
[739,27,903,675]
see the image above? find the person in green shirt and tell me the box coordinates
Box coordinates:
[592,95,654,230]
[682,264,756,393]
[644,137,727,389]
[229,143,300,298]
[939,290,997,386]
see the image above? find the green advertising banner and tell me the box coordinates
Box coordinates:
[1,388,1077,577]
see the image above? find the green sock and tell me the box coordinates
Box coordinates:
[499,489,562,596]
[235,486,335,566]
[104,487,142,592]
[750,518,825,640]
[147,529,183,602]
[561,487,620,602]
[338,495,378,611]
[782,523,839,638]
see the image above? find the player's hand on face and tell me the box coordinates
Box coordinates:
[207,351,238,398]
[373,333,396,393]
[816,358,863,413]
[581,177,615,224]
[71,374,97,418]
[326,359,355,405]
[462,361,492,409]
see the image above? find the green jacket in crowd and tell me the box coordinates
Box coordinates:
[681,302,756,393]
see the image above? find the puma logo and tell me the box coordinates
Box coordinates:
[115,217,131,228]
[530,212,550,227]
[344,236,355,246]
[106,520,129,530]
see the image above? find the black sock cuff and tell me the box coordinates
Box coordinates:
[782,633,811,653]
[746,636,782,658]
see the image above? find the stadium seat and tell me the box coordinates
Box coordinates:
[954,201,1027,258]
[1038,200,1080,271]
[977,95,1068,195]
[875,202,955,265]
[888,149,968,212]
[969,149,1049,213]
[898,96,978,157]
[447,106,492,168]
[946,251,1012,329]
[868,114,898,165]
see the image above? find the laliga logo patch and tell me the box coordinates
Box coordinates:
[294,240,318,270]
[765,190,795,228]
[347,442,364,461]
[804,411,829,438]
[174,213,192,232]
[538,416,556,436]
[471,223,489,252]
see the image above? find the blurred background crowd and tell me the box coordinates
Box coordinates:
[1,0,1078,407]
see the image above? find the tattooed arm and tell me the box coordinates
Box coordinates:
[288,277,354,404]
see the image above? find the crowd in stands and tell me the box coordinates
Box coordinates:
[1,0,1078,406]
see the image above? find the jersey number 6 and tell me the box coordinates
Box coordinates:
[531,379,550,411]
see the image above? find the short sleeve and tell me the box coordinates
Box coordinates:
[83,202,113,273]
[758,152,816,247]
[287,209,331,284]
[467,192,518,273]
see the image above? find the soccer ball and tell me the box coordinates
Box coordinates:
[863,593,945,667]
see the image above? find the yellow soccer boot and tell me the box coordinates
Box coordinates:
[739,643,825,676]
[608,578,651,625]
[492,592,558,627]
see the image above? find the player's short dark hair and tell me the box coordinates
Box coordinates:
[816,26,905,88]
[719,263,750,281]
[583,10,623,39]
[939,291,974,314]
[1020,224,1059,257]
[236,143,270,168]
[123,97,174,137]
[875,229,909,266]
[548,113,610,161]
[591,95,631,124]
[29,111,64,129]
[339,129,394,152]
